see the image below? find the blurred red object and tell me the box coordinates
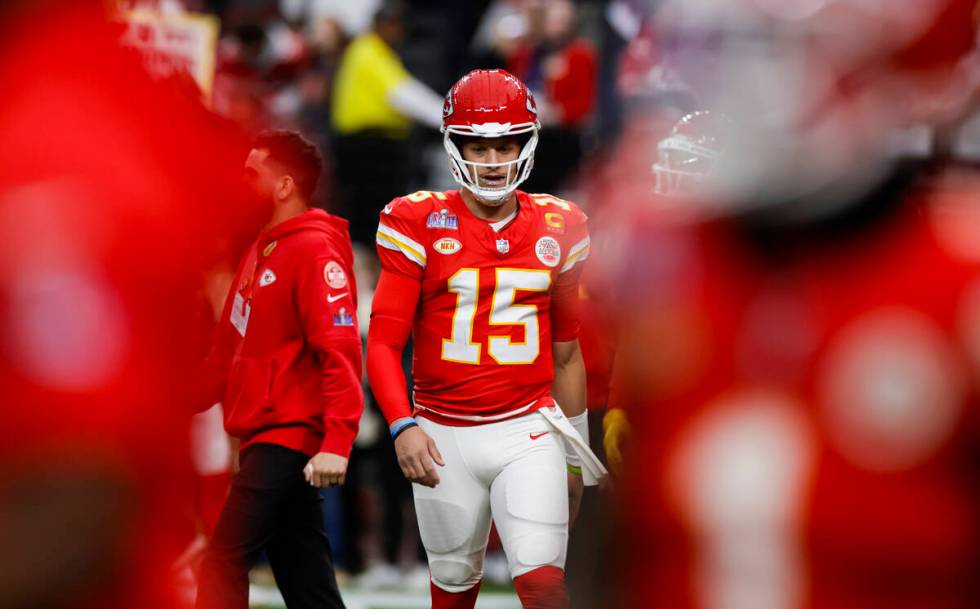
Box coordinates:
[598,2,980,604]
[0,3,258,608]
[609,165,980,609]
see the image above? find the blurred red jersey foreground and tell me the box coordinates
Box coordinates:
[610,166,980,609]
[0,3,258,608]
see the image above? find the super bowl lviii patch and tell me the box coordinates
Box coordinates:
[427,208,458,230]
[332,307,354,327]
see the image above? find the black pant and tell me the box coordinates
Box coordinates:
[195,443,345,609]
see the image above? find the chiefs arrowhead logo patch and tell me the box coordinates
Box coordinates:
[442,93,454,119]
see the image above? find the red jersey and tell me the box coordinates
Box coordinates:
[375,189,589,424]
[607,172,980,609]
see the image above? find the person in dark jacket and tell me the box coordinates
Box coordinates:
[196,130,363,609]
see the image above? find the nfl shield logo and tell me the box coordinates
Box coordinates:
[496,239,510,254]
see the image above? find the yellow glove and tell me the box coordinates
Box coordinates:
[602,408,631,476]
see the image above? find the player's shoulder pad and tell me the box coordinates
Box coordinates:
[525,192,588,226]
[380,190,450,225]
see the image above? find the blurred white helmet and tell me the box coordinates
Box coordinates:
[653,111,728,196]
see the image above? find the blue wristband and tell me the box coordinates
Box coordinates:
[390,417,418,440]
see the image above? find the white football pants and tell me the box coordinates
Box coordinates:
[414,411,569,593]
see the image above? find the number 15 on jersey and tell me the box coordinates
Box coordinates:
[442,268,551,365]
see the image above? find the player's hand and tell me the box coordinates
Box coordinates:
[567,470,584,526]
[603,408,631,476]
[394,426,445,488]
[304,452,349,488]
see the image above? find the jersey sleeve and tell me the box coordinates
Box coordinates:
[375,197,428,279]
[553,203,590,341]
[366,269,422,424]
[559,205,590,278]
[294,244,364,458]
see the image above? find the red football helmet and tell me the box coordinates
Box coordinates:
[442,69,540,202]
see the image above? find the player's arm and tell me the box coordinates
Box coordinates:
[551,223,590,524]
[551,226,591,453]
[553,339,587,419]
[553,338,587,524]
[366,269,444,488]
[296,253,364,488]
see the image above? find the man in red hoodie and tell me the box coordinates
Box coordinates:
[196,130,362,609]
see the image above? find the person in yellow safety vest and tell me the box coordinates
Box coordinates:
[330,0,444,246]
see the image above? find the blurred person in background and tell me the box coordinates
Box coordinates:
[195,130,363,609]
[598,1,980,608]
[367,68,606,609]
[212,21,275,135]
[0,2,255,608]
[467,0,527,71]
[330,0,444,247]
[508,0,596,194]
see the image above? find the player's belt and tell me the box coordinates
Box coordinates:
[413,398,549,423]
[537,406,608,487]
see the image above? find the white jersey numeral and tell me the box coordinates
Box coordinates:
[530,193,571,210]
[406,190,448,203]
[442,268,481,364]
[488,269,551,364]
[440,268,552,365]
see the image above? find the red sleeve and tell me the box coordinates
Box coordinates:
[376,197,427,280]
[295,249,364,458]
[366,269,421,425]
[552,208,590,342]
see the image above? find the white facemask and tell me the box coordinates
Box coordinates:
[442,124,539,203]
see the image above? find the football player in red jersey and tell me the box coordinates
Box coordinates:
[366,69,606,609]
